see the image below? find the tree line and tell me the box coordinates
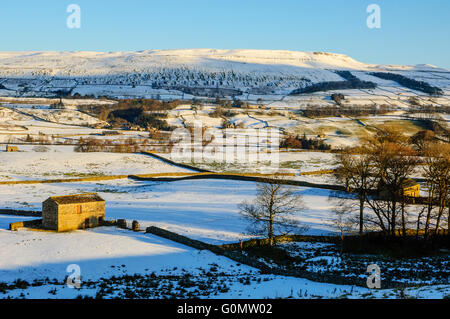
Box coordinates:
[301,104,395,118]
[240,126,449,250]
[280,134,332,151]
[77,98,184,130]
[74,137,145,153]
[334,126,449,239]
[369,72,443,96]
[290,71,377,95]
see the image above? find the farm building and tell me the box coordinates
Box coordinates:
[401,179,420,197]
[42,193,105,232]
[379,178,420,199]
[5,145,18,152]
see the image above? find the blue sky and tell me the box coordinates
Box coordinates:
[0,0,449,68]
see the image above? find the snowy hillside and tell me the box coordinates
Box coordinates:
[0,49,379,75]
[0,49,448,99]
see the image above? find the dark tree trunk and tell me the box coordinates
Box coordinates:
[359,196,364,236]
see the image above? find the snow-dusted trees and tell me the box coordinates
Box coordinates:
[369,72,443,96]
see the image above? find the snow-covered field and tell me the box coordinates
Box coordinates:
[1,222,448,299]
[0,145,190,181]
[0,178,338,241]
[0,175,341,300]
[177,150,339,183]
[1,223,448,299]
[0,151,448,299]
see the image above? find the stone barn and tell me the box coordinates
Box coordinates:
[6,145,18,152]
[379,178,420,199]
[42,193,105,232]
[401,179,420,198]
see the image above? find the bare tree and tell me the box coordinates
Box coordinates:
[411,130,435,153]
[328,194,357,255]
[366,140,419,236]
[422,142,450,237]
[335,147,374,236]
[238,178,308,247]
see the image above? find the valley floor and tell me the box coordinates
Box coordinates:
[0,96,448,299]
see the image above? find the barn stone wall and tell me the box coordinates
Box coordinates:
[57,201,105,232]
[9,219,43,231]
[403,184,420,197]
[42,199,105,232]
[42,199,59,230]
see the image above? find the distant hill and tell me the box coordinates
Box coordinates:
[0,49,448,99]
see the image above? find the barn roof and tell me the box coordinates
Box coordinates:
[47,193,105,205]
[402,178,419,188]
